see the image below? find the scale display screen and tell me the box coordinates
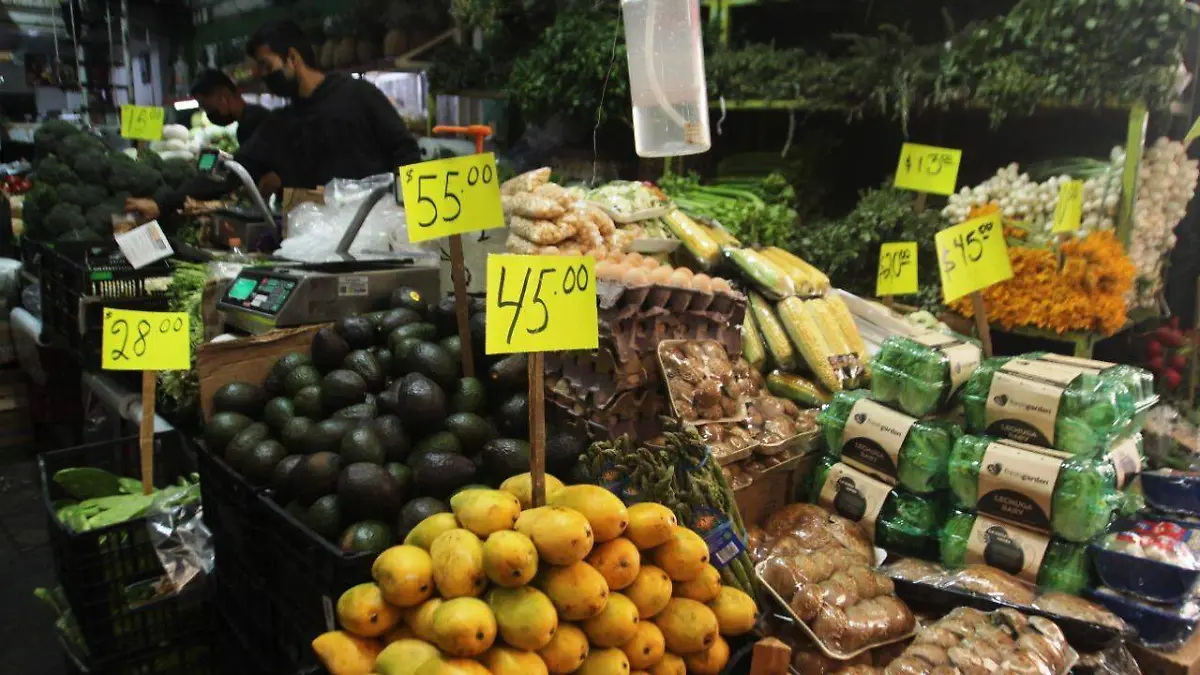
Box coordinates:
[197,149,219,173]
[222,272,297,316]
[228,277,258,301]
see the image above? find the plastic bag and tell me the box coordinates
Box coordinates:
[1144,404,1200,471]
[940,507,1091,594]
[871,333,982,417]
[883,606,1075,675]
[146,480,212,597]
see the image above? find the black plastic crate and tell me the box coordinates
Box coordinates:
[212,576,276,675]
[257,493,374,671]
[39,432,208,660]
[61,630,212,675]
[193,440,273,579]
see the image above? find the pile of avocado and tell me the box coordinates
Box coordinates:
[203,287,590,555]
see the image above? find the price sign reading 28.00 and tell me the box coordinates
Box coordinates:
[400,153,506,243]
[894,143,963,196]
[935,214,1013,303]
[102,308,191,371]
[486,254,599,354]
[876,242,918,297]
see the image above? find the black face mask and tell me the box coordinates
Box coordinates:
[206,110,235,126]
[263,68,299,98]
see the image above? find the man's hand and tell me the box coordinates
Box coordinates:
[123,197,160,224]
[258,171,282,200]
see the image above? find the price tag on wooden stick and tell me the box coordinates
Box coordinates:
[894,143,962,196]
[120,105,165,142]
[400,153,506,243]
[876,242,918,297]
[486,254,598,354]
[102,308,191,371]
[1051,180,1084,233]
[936,214,1013,303]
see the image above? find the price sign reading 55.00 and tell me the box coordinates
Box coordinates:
[876,242,918,297]
[102,308,191,371]
[486,254,599,355]
[935,214,1013,303]
[894,143,963,196]
[401,153,506,243]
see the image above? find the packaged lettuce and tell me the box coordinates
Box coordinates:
[810,455,947,559]
[818,389,961,494]
[1027,353,1157,425]
[961,356,1138,455]
[871,333,982,417]
[940,507,1091,594]
[948,434,1122,542]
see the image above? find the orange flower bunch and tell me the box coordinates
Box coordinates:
[950,231,1135,335]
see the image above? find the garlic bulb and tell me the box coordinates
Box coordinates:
[1127,137,1200,309]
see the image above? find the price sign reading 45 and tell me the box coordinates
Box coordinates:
[876,242,918,297]
[935,214,1013,303]
[102,308,191,371]
[894,143,963,196]
[120,105,165,142]
[486,254,598,354]
[401,153,506,243]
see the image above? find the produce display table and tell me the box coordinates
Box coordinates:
[1131,630,1200,675]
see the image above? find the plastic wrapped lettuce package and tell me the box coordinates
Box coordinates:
[1026,353,1157,424]
[810,454,947,559]
[941,507,1091,594]
[818,389,961,494]
[871,333,982,417]
[948,434,1122,542]
[962,356,1138,455]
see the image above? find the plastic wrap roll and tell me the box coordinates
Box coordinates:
[940,507,1091,594]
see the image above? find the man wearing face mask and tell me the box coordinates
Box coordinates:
[124,20,422,225]
[191,69,269,146]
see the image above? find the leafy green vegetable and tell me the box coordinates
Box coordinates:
[872,335,980,416]
[658,172,800,250]
[53,467,122,500]
[940,507,1091,594]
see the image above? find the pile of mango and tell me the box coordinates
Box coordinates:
[312,474,759,674]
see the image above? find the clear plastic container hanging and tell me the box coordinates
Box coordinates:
[621,0,711,157]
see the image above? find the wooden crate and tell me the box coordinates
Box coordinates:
[196,324,326,420]
[734,451,818,528]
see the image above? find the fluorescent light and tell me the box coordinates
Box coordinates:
[173,99,200,111]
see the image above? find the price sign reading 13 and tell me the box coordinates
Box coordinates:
[486,254,599,354]
[894,143,963,196]
[102,308,191,371]
[400,152,506,243]
[935,213,1013,303]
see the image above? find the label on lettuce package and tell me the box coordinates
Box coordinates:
[1108,436,1143,489]
[841,398,916,483]
[965,514,1051,584]
[911,331,983,396]
[1036,353,1117,373]
[818,462,893,540]
[985,362,1077,447]
[977,440,1071,533]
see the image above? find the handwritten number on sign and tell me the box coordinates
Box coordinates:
[110,319,130,361]
[497,266,530,344]
[416,175,437,227]
[442,171,462,222]
[529,268,554,335]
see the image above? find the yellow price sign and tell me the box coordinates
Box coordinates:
[1051,180,1084,233]
[486,254,598,355]
[894,143,963,196]
[400,153,506,243]
[102,308,191,371]
[935,214,1013,303]
[876,242,918,297]
[120,105,165,142]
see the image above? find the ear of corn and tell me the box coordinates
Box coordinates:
[726,248,796,300]
[662,209,721,268]
[741,313,767,372]
[765,371,830,407]
[758,247,815,295]
[778,248,832,292]
[821,293,870,373]
[776,296,848,391]
[703,222,742,248]
[749,291,797,371]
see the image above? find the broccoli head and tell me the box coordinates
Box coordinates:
[33,120,81,158]
[85,200,124,233]
[22,199,45,237]
[139,150,165,171]
[33,155,77,187]
[62,183,109,210]
[160,158,196,189]
[58,133,108,162]
[71,150,111,185]
[25,182,58,212]
[108,156,163,197]
[44,203,85,237]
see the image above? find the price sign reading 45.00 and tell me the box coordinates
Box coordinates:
[486,254,598,355]
[120,105,165,142]
[102,308,191,371]
[401,153,506,243]
[894,143,963,196]
[935,214,1013,303]
[876,242,918,297]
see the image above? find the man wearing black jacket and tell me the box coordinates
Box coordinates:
[191,69,270,147]
[125,20,423,223]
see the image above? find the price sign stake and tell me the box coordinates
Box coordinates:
[894,143,963,197]
[935,214,1012,357]
[876,242,918,299]
[1051,180,1084,234]
[120,105,165,142]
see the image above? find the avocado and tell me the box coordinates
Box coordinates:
[431,296,460,336]
[283,365,322,398]
[389,322,438,344]
[481,438,532,481]
[445,413,496,455]
[468,313,487,356]
[339,463,403,522]
[566,460,592,485]
[212,382,267,418]
[546,426,591,474]
[224,422,270,466]
[320,369,368,414]
[450,378,487,415]
[468,296,487,314]
[372,415,412,462]
[496,393,530,436]
[365,310,389,328]
[389,336,424,366]
[262,397,295,431]
[409,451,477,498]
[395,373,447,432]
[305,494,343,540]
[403,342,458,389]
[341,350,385,392]
[292,386,324,419]
[439,335,463,363]
[309,418,355,454]
[263,369,284,397]
[276,418,313,455]
[311,326,352,373]
[390,286,428,314]
[415,431,463,457]
[293,451,343,506]
[377,388,400,416]
[384,462,413,492]
[284,500,307,521]
[271,455,305,502]
[271,352,313,382]
[396,497,450,540]
[335,316,377,351]
[367,346,394,377]
[205,412,253,455]
[341,425,386,465]
[340,521,394,554]
[379,308,424,335]
[243,440,288,485]
[333,401,377,421]
[489,354,528,389]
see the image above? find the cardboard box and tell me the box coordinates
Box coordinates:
[735,451,818,528]
[1131,629,1200,675]
[197,324,326,420]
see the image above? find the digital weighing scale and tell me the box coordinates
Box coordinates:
[208,149,441,334]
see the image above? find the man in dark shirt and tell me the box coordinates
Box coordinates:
[124,20,423,223]
[190,69,269,146]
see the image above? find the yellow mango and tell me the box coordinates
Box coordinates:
[537,560,610,621]
[651,527,709,582]
[624,503,678,550]
[648,652,686,675]
[451,489,522,537]
[654,598,718,654]
[430,529,487,598]
[547,485,628,542]
[480,646,551,675]
[487,586,559,651]
[672,564,721,603]
[483,530,539,587]
[620,621,665,670]
[576,647,630,675]
[515,506,593,565]
[431,597,497,657]
[383,623,414,644]
[405,513,460,550]
[582,592,640,648]
[373,545,435,608]
[375,638,441,675]
[499,472,565,509]
[536,622,590,674]
[585,537,640,590]
[414,658,491,675]
[311,630,381,675]
[406,598,443,642]
[683,635,729,675]
[709,586,758,636]
[335,583,401,638]
[624,565,673,619]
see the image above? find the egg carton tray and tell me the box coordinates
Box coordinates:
[602,314,745,372]
[597,279,746,323]
[544,344,657,411]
